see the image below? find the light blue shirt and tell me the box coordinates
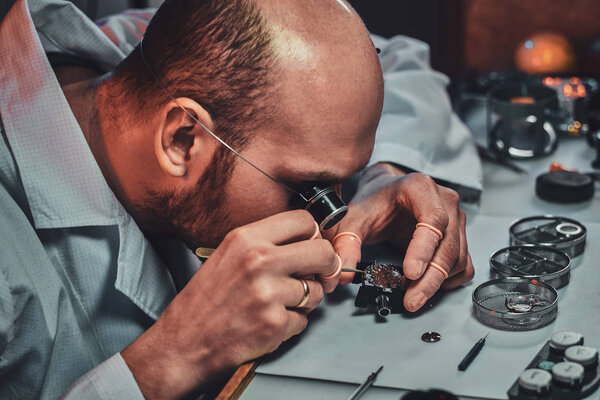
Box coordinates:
[0,0,177,398]
[370,35,483,197]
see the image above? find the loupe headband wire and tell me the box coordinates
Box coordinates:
[138,38,307,201]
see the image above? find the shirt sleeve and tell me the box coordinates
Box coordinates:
[59,353,145,400]
[369,34,483,198]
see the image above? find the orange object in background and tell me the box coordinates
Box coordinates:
[542,76,587,100]
[549,162,578,172]
[515,32,576,74]
[510,96,535,104]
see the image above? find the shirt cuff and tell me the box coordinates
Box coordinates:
[59,353,144,400]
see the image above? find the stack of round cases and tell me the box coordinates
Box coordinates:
[490,245,571,289]
[473,277,558,331]
[509,215,587,257]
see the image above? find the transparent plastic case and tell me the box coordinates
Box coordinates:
[509,215,586,257]
[490,245,571,289]
[473,277,558,331]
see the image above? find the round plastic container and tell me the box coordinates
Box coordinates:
[473,277,558,331]
[509,215,586,257]
[489,245,571,289]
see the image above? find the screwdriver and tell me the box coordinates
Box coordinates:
[347,365,383,400]
[458,333,489,371]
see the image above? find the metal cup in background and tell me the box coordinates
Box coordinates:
[487,83,559,158]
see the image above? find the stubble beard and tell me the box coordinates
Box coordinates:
[140,146,237,249]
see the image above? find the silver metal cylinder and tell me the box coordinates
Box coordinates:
[376,294,391,317]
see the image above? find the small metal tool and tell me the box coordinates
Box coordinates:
[476,143,527,174]
[347,365,383,400]
[342,267,365,274]
[458,333,489,371]
[199,254,368,275]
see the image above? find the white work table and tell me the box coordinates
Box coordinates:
[237,138,600,400]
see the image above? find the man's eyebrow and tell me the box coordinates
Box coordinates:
[309,171,345,184]
[304,164,368,184]
[290,160,369,185]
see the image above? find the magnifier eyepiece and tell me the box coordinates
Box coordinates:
[296,182,347,230]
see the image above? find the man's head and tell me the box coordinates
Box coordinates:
[98,0,383,248]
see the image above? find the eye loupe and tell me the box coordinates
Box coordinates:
[296,182,348,230]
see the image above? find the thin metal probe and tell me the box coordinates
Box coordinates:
[347,365,383,400]
[197,254,367,275]
[342,267,365,274]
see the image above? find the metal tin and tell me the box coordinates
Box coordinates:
[489,245,571,289]
[473,277,558,331]
[509,215,587,257]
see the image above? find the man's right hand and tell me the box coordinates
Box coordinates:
[121,210,340,399]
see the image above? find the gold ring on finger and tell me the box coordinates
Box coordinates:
[295,279,310,308]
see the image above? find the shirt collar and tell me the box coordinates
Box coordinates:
[0,0,119,229]
[30,0,125,71]
[0,0,175,319]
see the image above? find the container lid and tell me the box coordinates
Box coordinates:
[536,171,594,204]
[509,215,587,257]
[519,369,552,393]
[552,362,584,385]
[472,277,558,331]
[550,331,584,350]
[565,345,598,366]
[490,245,570,288]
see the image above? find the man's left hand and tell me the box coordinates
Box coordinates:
[327,163,474,312]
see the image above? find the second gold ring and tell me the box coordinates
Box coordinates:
[295,279,310,308]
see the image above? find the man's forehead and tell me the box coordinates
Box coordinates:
[261,81,379,185]
[248,0,382,184]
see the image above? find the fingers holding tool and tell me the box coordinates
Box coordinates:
[331,231,363,284]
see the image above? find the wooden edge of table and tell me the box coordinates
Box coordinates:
[215,361,258,400]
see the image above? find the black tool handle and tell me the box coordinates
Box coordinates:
[458,339,485,371]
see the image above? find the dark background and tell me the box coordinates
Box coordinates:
[348,0,462,78]
[347,0,600,79]
[72,0,600,79]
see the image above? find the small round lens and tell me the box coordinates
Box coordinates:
[296,183,348,230]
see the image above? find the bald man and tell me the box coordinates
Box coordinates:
[0,0,473,398]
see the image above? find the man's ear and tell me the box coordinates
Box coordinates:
[154,98,214,177]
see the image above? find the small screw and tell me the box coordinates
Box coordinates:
[421,332,442,343]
